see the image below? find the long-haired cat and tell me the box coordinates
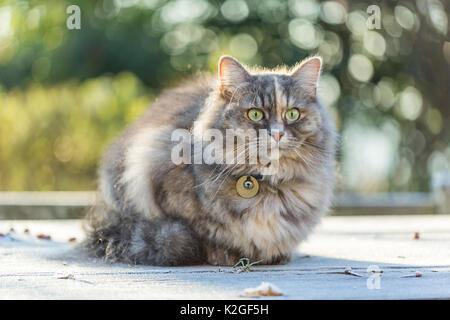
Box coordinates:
[84,56,337,266]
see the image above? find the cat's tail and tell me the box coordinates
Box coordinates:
[83,202,205,266]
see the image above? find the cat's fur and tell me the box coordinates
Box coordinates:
[84,56,337,266]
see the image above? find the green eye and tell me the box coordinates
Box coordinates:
[247,108,264,122]
[285,108,300,121]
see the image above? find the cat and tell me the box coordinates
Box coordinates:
[83,55,337,266]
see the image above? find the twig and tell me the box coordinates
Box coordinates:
[401,271,422,278]
[233,258,264,273]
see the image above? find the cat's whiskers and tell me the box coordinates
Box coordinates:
[206,161,242,207]
[193,139,257,189]
[197,142,253,190]
[203,141,264,205]
[280,139,322,170]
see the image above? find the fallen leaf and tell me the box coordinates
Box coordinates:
[58,274,74,279]
[243,282,283,297]
[37,234,51,240]
[413,232,420,240]
[68,237,77,242]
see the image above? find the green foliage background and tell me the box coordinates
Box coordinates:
[0,0,449,192]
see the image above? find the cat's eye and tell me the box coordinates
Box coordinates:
[247,108,264,122]
[285,108,300,121]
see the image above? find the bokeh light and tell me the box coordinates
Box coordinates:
[0,0,448,194]
[394,5,417,30]
[289,18,324,49]
[363,31,386,58]
[289,0,319,21]
[318,73,341,108]
[229,33,258,60]
[396,86,423,121]
[221,0,249,23]
[320,1,347,25]
[348,54,373,82]
[427,0,448,35]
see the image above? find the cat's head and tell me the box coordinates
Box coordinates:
[213,55,329,162]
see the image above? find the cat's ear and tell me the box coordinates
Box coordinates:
[218,56,250,99]
[290,56,322,97]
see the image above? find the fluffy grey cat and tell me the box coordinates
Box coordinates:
[84,56,337,266]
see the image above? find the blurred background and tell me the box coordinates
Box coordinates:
[0,0,449,195]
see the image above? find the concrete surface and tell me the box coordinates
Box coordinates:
[1,215,450,299]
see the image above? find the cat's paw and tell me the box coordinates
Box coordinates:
[207,248,239,266]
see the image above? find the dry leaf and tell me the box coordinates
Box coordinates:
[58,274,74,279]
[37,234,51,240]
[243,282,283,297]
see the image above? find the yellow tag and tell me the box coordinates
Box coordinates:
[236,175,259,199]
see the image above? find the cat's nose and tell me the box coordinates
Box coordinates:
[270,130,284,142]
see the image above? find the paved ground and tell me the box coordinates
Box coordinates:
[1,215,450,299]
